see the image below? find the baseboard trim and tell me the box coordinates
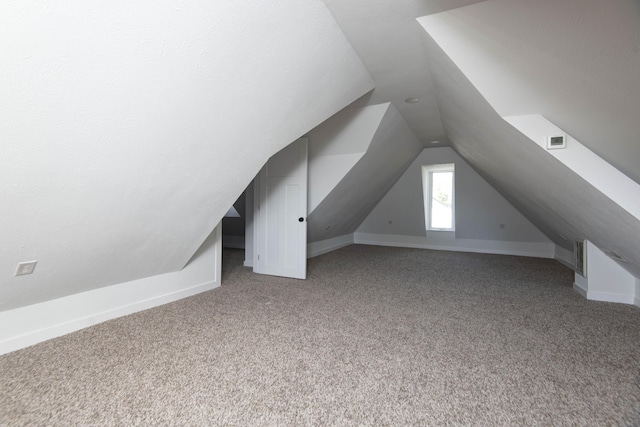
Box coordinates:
[307,234,354,258]
[353,232,554,259]
[573,282,636,305]
[573,282,588,299]
[243,260,254,268]
[0,224,222,356]
[554,245,575,269]
[0,280,217,356]
[586,291,635,305]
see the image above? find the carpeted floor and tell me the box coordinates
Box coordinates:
[1,245,640,426]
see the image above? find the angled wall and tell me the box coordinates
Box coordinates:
[0,1,373,312]
[418,0,640,184]
[307,104,423,242]
[356,147,553,258]
[308,104,389,212]
[418,5,640,280]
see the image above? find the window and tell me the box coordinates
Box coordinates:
[422,163,455,231]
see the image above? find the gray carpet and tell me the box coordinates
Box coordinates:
[1,245,640,426]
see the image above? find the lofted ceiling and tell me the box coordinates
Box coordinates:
[322,0,640,185]
[322,0,640,277]
[322,0,486,147]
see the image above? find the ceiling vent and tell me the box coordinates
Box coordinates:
[606,250,628,263]
[547,134,567,150]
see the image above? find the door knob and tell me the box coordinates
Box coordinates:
[298,217,304,222]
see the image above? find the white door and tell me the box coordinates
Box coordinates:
[254,138,308,279]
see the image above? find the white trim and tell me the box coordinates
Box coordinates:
[585,291,635,305]
[422,163,455,232]
[243,260,254,268]
[635,296,640,308]
[573,281,588,299]
[0,224,222,356]
[554,244,574,269]
[307,234,354,258]
[353,232,554,258]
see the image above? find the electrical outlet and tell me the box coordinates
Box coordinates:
[499,224,505,229]
[15,260,37,276]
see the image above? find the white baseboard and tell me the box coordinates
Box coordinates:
[573,282,588,299]
[574,282,636,305]
[307,234,354,258]
[353,232,555,259]
[585,291,635,305]
[243,260,253,268]
[554,244,574,269]
[0,225,222,356]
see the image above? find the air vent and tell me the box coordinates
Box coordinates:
[547,134,567,150]
[575,240,586,277]
[606,250,628,263]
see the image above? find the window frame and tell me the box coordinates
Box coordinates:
[422,163,455,232]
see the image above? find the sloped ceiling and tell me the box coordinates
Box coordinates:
[322,0,639,277]
[322,0,486,146]
[307,104,389,212]
[0,0,373,310]
[308,104,423,242]
[418,0,640,185]
[419,12,640,278]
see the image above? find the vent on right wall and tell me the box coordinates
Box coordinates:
[547,134,567,150]
[575,240,586,277]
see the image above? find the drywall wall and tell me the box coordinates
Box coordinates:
[419,14,640,279]
[322,0,486,144]
[418,0,640,185]
[0,0,373,311]
[0,223,222,355]
[504,114,640,222]
[357,147,552,256]
[307,104,389,211]
[573,241,636,305]
[307,104,423,242]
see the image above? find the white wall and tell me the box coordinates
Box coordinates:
[573,240,637,305]
[307,104,389,211]
[0,223,222,355]
[0,0,373,312]
[357,147,554,257]
[419,2,640,280]
[504,114,640,222]
[418,0,640,185]
[307,104,423,242]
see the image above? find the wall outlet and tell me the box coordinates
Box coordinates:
[15,260,37,276]
[499,223,505,229]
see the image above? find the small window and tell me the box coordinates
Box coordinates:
[422,163,455,231]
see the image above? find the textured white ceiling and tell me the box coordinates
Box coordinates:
[418,0,640,185]
[322,0,486,146]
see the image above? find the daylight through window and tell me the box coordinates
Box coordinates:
[422,163,455,231]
